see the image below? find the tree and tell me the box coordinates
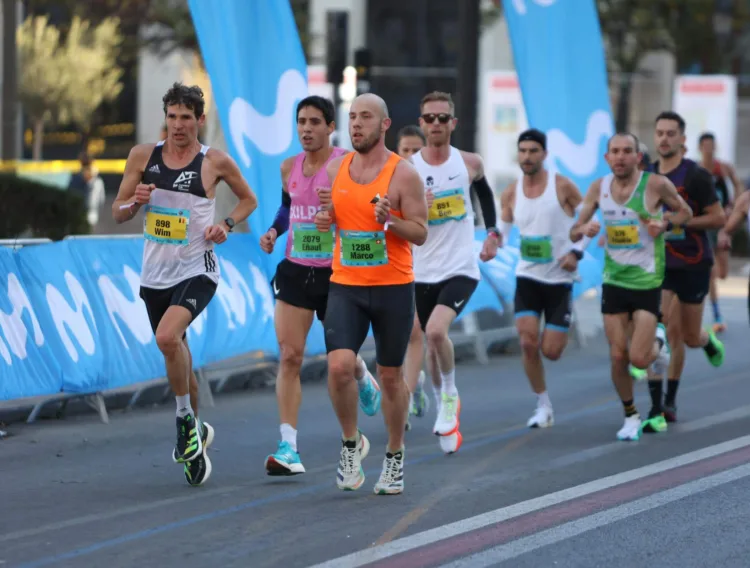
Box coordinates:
[17,15,124,159]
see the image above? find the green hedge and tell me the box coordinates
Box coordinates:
[0,173,90,241]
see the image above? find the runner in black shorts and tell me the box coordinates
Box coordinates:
[315,93,428,495]
[651,112,726,422]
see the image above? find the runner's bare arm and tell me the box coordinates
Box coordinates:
[322,156,347,222]
[720,191,750,236]
[724,162,745,199]
[387,161,428,246]
[569,179,600,242]
[680,167,723,230]
[558,175,583,217]
[655,175,692,227]
[112,144,153,223]
[212,150,258,231]
[267,157,295,238]
[499,181,515,245]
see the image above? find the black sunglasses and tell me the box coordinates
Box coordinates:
[421,113,452,124]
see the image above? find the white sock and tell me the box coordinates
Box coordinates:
[434,388,441,409]
[355,357,368,383]
[176,394,192,418]
[537,391,551,409]
[441,369,457,396]
[280,423,297,452]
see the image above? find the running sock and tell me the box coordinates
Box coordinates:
[176,394,192,418]
[441,369,457,396]
[712,300,722,322]
[648,380,663,413]
[665,380,680,407]
[702,333,719,357]
[280,423,298,452]
[622,399,638,418]
[355,358,368,383]
[537,391,551,408]
[433,389,441,409]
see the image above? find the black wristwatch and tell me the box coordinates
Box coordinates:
[570,249,584,261]
[224,217,236,232]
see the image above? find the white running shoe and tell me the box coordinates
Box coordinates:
[336,431,370,491]
[527,404,554,428]
[616,415,642,441]
[433,392,461,436]
[373,448,405,495]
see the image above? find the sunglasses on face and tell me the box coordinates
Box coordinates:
[421,113,452,124]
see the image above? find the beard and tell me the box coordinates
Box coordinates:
[521,163,542,176]
[352,131,380,154]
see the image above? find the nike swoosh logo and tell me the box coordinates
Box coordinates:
[454,299,465,308]
[448,174,460,180]
[273,282,280,295]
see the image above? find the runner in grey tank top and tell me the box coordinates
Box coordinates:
[112,83,258,487]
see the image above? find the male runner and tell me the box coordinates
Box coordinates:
[395,125,430,431]
[717,191,750,324]
[698,132,745,333]
[410,91,499,452]
[651,112,726,423]
[258,96,380,476]
[315,93,428,495]
[499,129,597,428]
[112,83,257,485]
[572,132,691,440]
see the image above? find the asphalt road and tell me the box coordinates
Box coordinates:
[2,294,750,568]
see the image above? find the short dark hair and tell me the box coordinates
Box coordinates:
[517,128,546,150]
[698,132,715,145]
[397,125,426,144]
[296,96,335,125]
[607,132,640,152]
[163,82,205,118]
[655,111,686,133]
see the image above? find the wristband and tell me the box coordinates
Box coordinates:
[570,249,584,261]
[666,221,674,232]
[487,227,501,240]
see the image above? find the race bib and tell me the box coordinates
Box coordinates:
[143,205,189,246]
[664,224,685,241]
[429,188,467,225]
[291,222,334,259]
[606,219,642,249]
[520,235,553,263]
[339,230,387,267]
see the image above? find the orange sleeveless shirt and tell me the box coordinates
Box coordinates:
[331,152,414,286]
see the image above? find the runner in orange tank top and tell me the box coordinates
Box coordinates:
[314,93,428,495]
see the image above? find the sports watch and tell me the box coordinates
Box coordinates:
[224,217,236,232]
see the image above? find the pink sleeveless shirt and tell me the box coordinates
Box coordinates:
[285,147,347,268]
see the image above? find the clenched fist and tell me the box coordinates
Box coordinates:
[260,228,277,253]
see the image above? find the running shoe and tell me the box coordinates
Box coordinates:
[374,448,405,495]
[527,404,554,428]
[704,329,725,367]
[265,440,305,476]
[358,371,382,417]
[433,392,461,436]
[641,411,667,434]
[336,431,370,491]
[172,413,203,463]
[410,371,430,418]
[183,420,214,486]
[617,414,642,441]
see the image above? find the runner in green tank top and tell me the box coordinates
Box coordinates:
[571,133,692,442]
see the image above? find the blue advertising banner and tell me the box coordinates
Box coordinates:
[188,0,308,278]
[504,0,614,294]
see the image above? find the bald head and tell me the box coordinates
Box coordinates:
[352,93,389,119]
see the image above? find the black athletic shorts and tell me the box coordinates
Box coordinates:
[662,267,711,305]
[415,276,478,331]
[140,275,217,336]
[514,276,573,331]
[324,282,415,367]
[271,259,332,321]
[601,283,661,317]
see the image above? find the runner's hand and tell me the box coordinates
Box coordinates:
[598,234,606,247]
[315,210,332,232]
[646,219,668,238]
[717,230,732,251]
[479,235,498,262]
[582,220,600,238]
[558,252,578,272]
[425,188,435,209]
[205,224,228,244]
[374,194,391,225]
[134,183,155,204]
[316,187,332,208]
[260,228,277,253]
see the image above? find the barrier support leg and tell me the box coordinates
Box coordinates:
[196,368,215,408]
[461,312,489,365]
[27,399,50,423]
[84,393,109,424]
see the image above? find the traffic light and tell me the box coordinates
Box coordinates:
[354,48,372,82]
[326,11,348,85]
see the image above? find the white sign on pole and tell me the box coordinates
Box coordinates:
[672,75,737,163]
[480,71,529,196]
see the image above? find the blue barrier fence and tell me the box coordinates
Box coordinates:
[0,231,600,402]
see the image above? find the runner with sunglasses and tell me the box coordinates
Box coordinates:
[410,91,500,453]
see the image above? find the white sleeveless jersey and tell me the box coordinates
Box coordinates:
[411,146,481,283]
[139,142,219,289]
[513,173,575,284]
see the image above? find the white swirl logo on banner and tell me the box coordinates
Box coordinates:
[46,272,97,362]
[546,110,614,178]
[0,273,44,365]
[512,0,558,16]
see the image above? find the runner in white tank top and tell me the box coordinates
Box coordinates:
[498,129,596,431]
[716,189,750,326]
[112,83,257,487]
[410,92,501,454]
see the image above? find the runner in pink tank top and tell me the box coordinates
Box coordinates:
[283,146,347,267]
[258,96,381,477]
